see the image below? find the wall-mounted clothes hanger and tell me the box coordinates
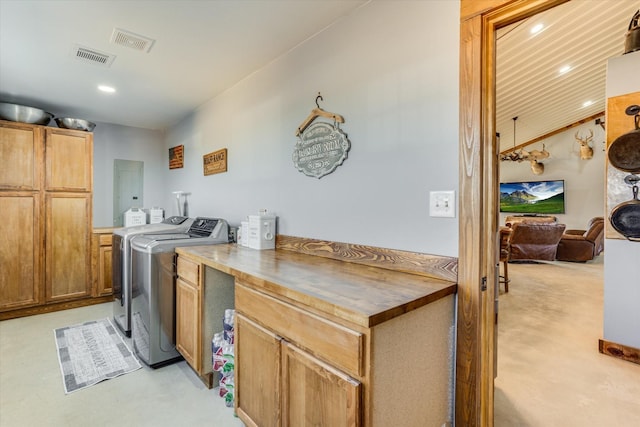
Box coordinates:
[296,92,345,136]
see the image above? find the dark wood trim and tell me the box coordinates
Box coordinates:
[276,235,458,283]
[500,111,605,155]
[0,295,113,321]
[599,339,640,366]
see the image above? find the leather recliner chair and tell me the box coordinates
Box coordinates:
[555,217,604,262]
[507,222,566,261]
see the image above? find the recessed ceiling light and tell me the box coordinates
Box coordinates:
[559,65,571,74]
[98,85,116,93]
[582,100,593,108]
[530,23,544,34]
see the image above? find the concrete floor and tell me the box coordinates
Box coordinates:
[494,255,640,426]
[2,256,639,426]
[0,303,244,427]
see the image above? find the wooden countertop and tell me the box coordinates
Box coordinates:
[176,244,456,328]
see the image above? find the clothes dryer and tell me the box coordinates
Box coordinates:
[130,218,229,367]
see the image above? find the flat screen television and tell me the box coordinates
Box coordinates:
[499,179,565,214]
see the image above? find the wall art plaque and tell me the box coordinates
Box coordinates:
[293,93,350,178]
[203,148,227,176]
[293,122,350,178]
[169,145,184,169]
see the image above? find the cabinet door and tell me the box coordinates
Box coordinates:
[45,128,92,191]
[176,277,200,370]
[97,243,113,296]
[0,123,42,190]
[282,341,362,427]
[0,193,41,310]
[45,193,91,302]
[236,314,281,427]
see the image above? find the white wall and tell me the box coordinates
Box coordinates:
[603,50,640,349]
[499,121,606,230]
[162,1,460,256]
[92,122,165,227]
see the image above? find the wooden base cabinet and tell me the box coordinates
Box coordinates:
[237,314,362,427]
[236,315,282,427]
[175,255,235,388]
[236,281,454,427]
[282,342,361,427]
[92,229,113,297]
[236,283,363,427]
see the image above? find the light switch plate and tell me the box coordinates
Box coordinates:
[429,190,456,218]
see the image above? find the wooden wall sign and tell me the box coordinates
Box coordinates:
[169,145,184,169]
[203,148,228,176]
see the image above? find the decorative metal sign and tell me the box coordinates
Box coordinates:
[293,93,350,178]
[293,122,350,178]
[203,148,227,176]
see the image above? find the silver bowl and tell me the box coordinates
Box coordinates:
[0,102,53,125]
[54,117,96,132]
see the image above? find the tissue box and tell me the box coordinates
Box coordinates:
[124,208,146,227]
[247,215,276,250]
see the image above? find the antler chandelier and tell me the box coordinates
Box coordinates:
[500,117,528,162]
[499,116,550,175]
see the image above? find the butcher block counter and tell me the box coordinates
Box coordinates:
[175,239,457,427]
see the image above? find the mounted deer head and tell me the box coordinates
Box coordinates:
[575,129,594,160]
[521,144,549,175]
[530,159,545,175]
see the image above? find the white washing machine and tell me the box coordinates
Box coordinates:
[130,218,229,367]
[112,216,194,337]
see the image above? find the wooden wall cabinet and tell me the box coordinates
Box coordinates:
[0,120,98,319]
[176,255,235,388]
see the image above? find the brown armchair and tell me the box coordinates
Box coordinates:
[556,217,604,262]
[508,222,566,261]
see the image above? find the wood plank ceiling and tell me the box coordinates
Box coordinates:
[496,0,639,153]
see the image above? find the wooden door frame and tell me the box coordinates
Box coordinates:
[457,1,568,425]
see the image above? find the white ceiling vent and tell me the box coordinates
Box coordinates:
[72,44,116,67]
[110,28,155,53]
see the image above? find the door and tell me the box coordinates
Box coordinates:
[113,159,144,226]
[281,341,361,427]
[236,314,281,427]
[45,193,92,302]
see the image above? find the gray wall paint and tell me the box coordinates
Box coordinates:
[603,51,640,349]
[92,122,165,226]
[162,1,460,256]
[499,121,606,230]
